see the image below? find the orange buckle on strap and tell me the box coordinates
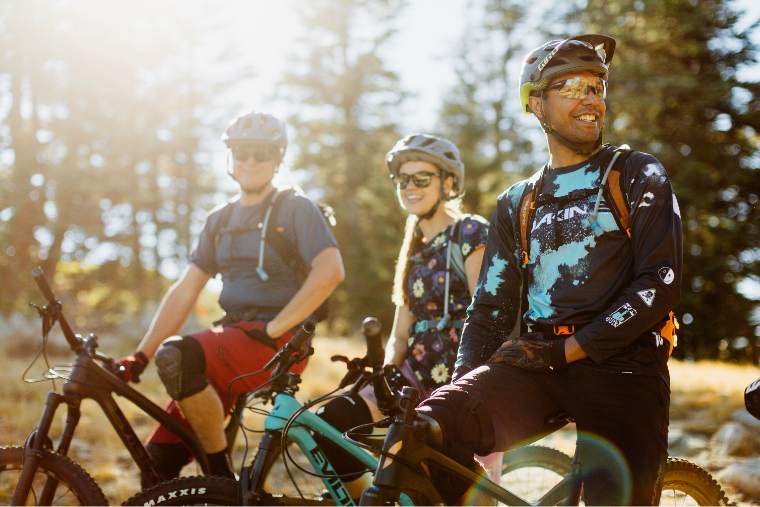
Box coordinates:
[521,251,529,265]
[553,325,575,335]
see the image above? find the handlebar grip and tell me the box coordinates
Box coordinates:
[32,267,56,302]
[287,321,316,351]
[362,317,383,365]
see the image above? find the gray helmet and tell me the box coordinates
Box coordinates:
[385,134,465,194]
[222,111,287,156]
[519,34,615,114]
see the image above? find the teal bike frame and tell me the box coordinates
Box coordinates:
[240,377,412,506]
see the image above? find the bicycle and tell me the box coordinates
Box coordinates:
[1,267,297,505]
[122,319,569,507]
[356,387,728,506]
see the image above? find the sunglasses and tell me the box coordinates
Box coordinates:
[390,171,440,189]
[545,76,607,100]
[231,146,277,163]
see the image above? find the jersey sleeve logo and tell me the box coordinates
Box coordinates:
[606,303,637,328]
[637,289,656,307]
[658,267,675,285]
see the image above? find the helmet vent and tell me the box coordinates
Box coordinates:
[244,118,253,129]
[405,135,417,145]
[419,138,436,147]
[443,151,456,160]
[269,128,280,137]
[545,58,568,68]
[526,56,538,64]
[580,54,594,61]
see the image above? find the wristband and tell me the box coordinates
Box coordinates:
[135,350,149,366]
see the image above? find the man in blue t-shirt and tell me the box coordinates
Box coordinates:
[117,111,344,482]
[414,36,682,505]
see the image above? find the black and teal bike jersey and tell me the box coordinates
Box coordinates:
[457,146,683,383]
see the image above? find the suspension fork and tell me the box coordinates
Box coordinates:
[240,431,282,506]
[12,391,65,505]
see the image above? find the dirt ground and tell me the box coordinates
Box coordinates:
[1,331,759,505]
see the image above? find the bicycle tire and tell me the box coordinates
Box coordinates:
[0,446,108,506]
[500,445,572,503]
[660,458,728,506]
[122,476,239,506]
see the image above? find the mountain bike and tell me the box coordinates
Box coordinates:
[1,267,295,505]
[124,318,582,506]
[357,387,728,506]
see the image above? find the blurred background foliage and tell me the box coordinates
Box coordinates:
[1,0,760,362]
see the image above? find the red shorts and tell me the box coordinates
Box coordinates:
[146,321,308,446]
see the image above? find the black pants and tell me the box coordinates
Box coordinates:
[417,363,670,506]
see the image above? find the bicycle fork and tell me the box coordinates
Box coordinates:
[12,391,80,505]
[240,431,282,505]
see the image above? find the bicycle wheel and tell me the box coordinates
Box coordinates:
[660,458,728,506]
[122,476,239,506]
[0,446,108,506]
[500,445,572,503]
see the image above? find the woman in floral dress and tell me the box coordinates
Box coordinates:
[382,134,488,396]
[315,134,495,496]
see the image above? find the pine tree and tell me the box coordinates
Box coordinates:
[572,0,760,360]
[438,0,538,218]
[276,0,407,332]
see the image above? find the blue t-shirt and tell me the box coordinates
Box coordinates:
[190,189,339,313]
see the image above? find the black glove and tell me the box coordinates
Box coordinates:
[745,378,760,420]
[243,325,279,351]
[488,333,567,371]
[116,351,149,383]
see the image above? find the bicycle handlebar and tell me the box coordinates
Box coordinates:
[260,321,315,373]
[32,267,56,302]
[31,267,80,351]
[363,317,384,366]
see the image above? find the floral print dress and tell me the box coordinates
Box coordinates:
[405,214,489,393]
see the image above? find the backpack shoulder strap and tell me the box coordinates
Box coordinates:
[264,188,307,273]
[518,174,543,266]
[449,219,467,288]
[212,200,238,252]
[602,147,634,237]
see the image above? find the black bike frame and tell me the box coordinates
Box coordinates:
[360,387,584,506]
[12,269,214,505]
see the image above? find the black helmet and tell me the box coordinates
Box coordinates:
[386,134,465,195]
[519,34,615,114]
[222,111,287,157]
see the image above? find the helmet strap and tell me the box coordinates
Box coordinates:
[538,91,604,157]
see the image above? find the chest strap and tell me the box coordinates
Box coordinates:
[410,319,465,335]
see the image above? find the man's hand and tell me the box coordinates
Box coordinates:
[116,351,149,383]
[242,323,279,351]
[488,333,567,371]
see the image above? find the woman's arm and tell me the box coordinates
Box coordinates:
[464,245,486,297]
[385,304,415,367]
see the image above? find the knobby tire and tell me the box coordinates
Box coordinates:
[122,476,239,506]
[660,458,728,506]
[0,446,108,506]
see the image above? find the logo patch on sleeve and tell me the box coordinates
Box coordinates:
[658,267,675,285]
[606,303,637,328]
[637,289,656,307]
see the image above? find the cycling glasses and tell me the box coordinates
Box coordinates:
[390,171,440,189]
[232,145,277,163]
[545,76,607,100]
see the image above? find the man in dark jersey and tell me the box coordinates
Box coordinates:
[116,111,344,481]
[414,35,682,505]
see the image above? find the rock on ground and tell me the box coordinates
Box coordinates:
[716,457,760,501]
[710,422,759,458]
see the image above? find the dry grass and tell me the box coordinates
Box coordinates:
[2,329,760,505]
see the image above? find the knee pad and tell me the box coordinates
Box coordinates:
[155,336,209,401]
[313,393,374,482]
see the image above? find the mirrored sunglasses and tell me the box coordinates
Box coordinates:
[390,171,440,189]
[232,146,276,163]
[545,76,607,100]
